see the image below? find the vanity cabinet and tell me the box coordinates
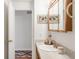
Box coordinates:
[48,0,73,32]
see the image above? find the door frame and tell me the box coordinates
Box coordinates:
[8,1,34,59]
[8,1,15,59]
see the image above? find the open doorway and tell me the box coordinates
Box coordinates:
[15,10,32,59]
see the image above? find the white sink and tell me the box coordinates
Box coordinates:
[38,44,59,52]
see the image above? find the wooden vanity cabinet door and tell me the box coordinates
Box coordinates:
[65,0,72,31]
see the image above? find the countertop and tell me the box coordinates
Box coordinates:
[36,41,71,59]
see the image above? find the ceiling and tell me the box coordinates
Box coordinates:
[12,0,32,2]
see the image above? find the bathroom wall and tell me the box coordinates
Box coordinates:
[12,0,33,50]
[15,10,32,50]
[34,0,75,59]
[4,0,8,59]
[13,1,32,10]
[34,0,49,40]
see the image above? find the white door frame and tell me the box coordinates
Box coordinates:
[8,1,34,59]
[8,1,15,59]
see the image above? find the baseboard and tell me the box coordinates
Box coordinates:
[15,49,32,51]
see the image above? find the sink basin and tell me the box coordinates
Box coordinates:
[38,44,58,52]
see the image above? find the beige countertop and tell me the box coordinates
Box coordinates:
[36,41,71,59]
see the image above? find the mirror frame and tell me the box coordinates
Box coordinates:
[48,0,66,32]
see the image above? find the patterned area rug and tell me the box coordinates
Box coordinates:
[15,50,32,59]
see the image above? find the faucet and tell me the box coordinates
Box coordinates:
[44,34,59,48]
[44,34,54,45]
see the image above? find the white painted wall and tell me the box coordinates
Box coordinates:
[34,0,75,52]
[34,0,49,40]
[12,0,32,2]
[12,0,32,50]
[13,1,32,10]
[15,10,32,50]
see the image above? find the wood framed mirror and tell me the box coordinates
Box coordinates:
[48,0,72,32]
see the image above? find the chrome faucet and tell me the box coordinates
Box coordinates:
[44,34,59,48]
[44,34,53,45]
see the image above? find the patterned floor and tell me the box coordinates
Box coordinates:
[15,50,32,59]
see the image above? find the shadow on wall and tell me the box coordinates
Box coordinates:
[63,46,75,59]
[63,45,75,59]
[4,2,8,59]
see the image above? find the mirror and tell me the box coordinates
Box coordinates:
[48,0,72,32]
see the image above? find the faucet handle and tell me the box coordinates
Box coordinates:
[57,46,64,54]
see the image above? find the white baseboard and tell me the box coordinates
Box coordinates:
[15,49,32,51]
